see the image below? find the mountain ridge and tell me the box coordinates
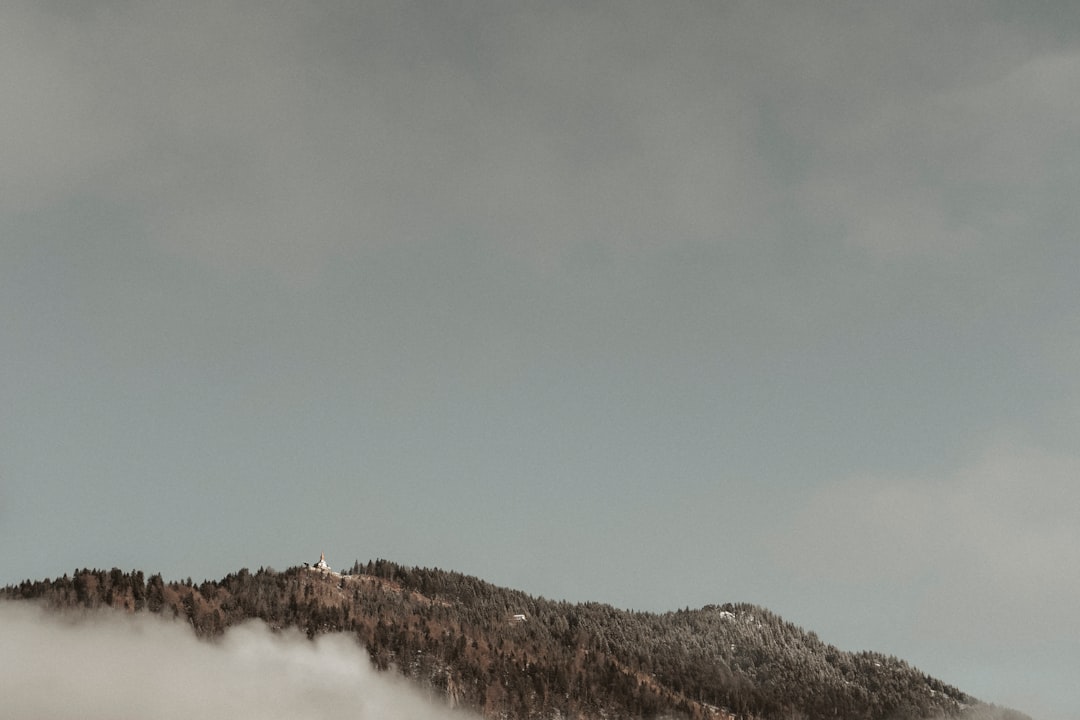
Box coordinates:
[2,559,1031,720]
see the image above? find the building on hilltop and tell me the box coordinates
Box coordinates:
[304,552,333,573]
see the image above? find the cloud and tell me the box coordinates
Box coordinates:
[777,440,1080,652]
[6,0,1077,294]
[0,602,472,720]
[0,1,778,282]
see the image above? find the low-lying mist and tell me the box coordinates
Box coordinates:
[0,602,474,719]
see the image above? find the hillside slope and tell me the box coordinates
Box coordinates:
[2,561,1030,720]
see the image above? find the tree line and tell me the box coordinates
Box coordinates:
[2,562,1030,720]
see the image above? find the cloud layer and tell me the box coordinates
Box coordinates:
[0,603,468,720]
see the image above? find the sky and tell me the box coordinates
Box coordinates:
[1,2,1078,718]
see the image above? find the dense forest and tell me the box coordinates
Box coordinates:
[2,561,1029,720]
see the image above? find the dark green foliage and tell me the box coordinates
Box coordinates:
[2,562,1028,720]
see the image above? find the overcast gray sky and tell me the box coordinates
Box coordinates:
[2,2,1079,718]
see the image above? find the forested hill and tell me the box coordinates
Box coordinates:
[3,561,1029,720]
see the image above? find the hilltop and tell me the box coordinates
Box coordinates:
[2,559,1031,720]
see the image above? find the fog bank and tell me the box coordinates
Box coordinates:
[0,603,470,720]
